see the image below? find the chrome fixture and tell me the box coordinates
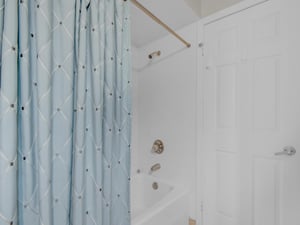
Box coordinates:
[149,163,161,174]
[152,139,164,154]
[148,50,161,59]
[275,146,297,156]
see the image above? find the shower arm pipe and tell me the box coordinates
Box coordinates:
[130,0,191,48]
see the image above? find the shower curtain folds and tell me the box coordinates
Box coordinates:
[0,1,132,225]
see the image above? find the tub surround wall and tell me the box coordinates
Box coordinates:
[132,23,198,219]
[131,46,140,174]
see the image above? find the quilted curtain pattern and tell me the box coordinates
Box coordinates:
[0,0,131,225]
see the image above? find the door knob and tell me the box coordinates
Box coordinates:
[275,146,297,156]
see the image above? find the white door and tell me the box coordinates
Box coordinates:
[200,0,300,225]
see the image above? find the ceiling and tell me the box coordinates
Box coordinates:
[130,0,242,47]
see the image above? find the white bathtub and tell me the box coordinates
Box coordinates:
[131,173,189,225]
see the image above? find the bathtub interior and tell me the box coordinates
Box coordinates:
[131,174,173,218]
[130,173,189,225]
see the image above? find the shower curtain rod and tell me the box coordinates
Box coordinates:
[130,0,191,48]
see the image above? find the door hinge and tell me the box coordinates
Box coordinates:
[198,43,204,56]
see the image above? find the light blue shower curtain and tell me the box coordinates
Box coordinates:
[0,1,131,225]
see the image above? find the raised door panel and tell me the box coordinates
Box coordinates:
[253,158,280,225]
[252,56,280,130]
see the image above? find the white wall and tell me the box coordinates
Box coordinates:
[201,0,242,16]
[131,23,199,218]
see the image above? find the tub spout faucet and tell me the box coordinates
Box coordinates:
[149,163,161,174]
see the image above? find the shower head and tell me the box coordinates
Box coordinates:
[148,50,161,59]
